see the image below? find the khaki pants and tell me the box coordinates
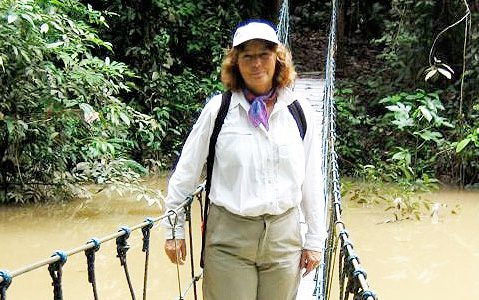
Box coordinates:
[203,204,302,300]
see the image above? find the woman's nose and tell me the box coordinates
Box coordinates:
[251,55,262,66]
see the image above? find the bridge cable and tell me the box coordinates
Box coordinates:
[85,238,101,300]
[184,196,199,300]
[116,226,136,300]
[277,0,290,47]
[0,191,202,299]
[48,251,68,300]
[141,218,154,300]
[167,210,184,300]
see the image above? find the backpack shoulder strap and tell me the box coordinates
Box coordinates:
[287,100,307,140]
[201,90,231,268]
[205,90,231,196]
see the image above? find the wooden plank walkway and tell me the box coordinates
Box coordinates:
[294,76,325,300]
[294,76,325,133]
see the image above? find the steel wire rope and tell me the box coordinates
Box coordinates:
[277,0,290,48]
[184,196,199,300]
[167,210,184,300]
[306,0,378,299]
[318,0,339,298]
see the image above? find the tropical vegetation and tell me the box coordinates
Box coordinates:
[0,0,477,204]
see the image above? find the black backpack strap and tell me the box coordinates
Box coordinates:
[200,90,231,268]
[287,100,307,140]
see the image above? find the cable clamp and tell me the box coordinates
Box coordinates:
[359,289,377,300]
[51,250,68,266]
[88,238,101,252]
[352,267,367,280]
[0,270,12,289]
[142,218,155,252]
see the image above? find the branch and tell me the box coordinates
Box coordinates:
[428,0,471,66]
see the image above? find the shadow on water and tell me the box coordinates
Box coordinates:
[0,178,478,300]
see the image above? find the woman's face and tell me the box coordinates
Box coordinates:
[237,39,277,95]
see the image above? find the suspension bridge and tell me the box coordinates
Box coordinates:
[0,1,377,299]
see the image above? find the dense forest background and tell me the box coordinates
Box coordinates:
[0,0,477,203]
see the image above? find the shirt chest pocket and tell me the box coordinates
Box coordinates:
[216,127,254,159]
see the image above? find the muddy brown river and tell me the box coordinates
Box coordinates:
[0,176,478,300]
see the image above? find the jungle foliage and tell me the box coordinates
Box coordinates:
[0,0,161,202]
[0,0,277,203]
[0,0,477,203]
[328,0,479,187]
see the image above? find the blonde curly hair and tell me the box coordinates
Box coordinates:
[220,41,296,91]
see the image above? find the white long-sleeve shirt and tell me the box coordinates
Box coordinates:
[163,87,327,251]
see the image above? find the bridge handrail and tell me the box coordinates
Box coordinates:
[317,0,377,299]
[0,183,205,285]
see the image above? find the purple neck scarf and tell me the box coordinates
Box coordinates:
[243,88,278,131]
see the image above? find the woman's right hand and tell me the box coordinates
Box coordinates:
[164,239,187,264]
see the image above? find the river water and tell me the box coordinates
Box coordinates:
[342,189,479,300]
[0,177,478,300]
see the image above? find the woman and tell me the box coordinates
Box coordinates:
[163,20,326,300]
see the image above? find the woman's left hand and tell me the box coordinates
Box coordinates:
[300,249,322,277]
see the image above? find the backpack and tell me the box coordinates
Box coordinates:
[200,90,307,267]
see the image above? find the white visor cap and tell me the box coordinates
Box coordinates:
[232,21,280,47]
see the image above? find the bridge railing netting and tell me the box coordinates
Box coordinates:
[0,184,206,300]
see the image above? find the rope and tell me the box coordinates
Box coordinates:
[0,184,205,300]
[85,238,101,300]
[167,210,184,300]
[48,251,68,300]
[184,198,199,300]
[141,218,154,300]
[0,270,12,300]
[116,226,136,300]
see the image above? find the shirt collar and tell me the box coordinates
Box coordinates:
[230,87,295,113]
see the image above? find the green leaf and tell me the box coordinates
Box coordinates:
[7,14,18,24]
[46,41,64,49]
[40,23,49,33]
[119,112,130,126]
[392,117,414,129]
[456,138,471,153]
[79,103,95,115]
[0,56,4,72]
[21,13,35,27]
[418,106,432,122]
[425,68,437,81]
[418,130,442,142]
[437,67,452,79]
